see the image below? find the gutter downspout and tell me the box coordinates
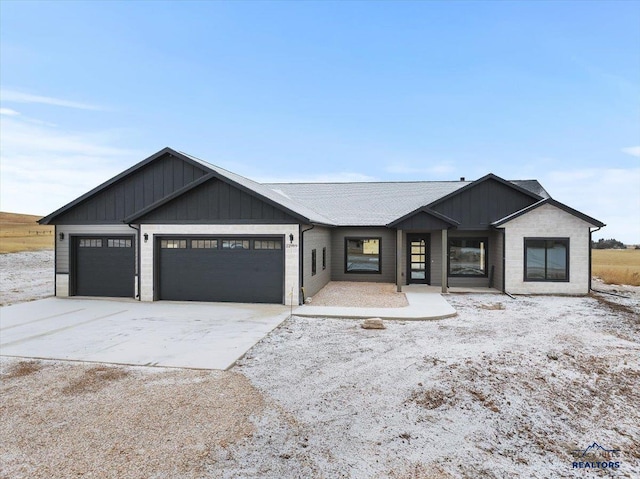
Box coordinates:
[299,224,315,304]
[589,226,602,292]
[54,225,57,297]
[127,223,141,300]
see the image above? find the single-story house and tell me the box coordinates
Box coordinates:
[39,147,605,304]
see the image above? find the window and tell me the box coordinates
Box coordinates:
[322,247,327,270]
[448,238,487,276]
[524,238,569,281]
[192,239,218,249]
[79,239,102,248]
[107,239,132,248]
[221,239,250,250]
[254,240,282,250]
[160,239,186,249]
[345,237,381,273]
[312,249,317,276]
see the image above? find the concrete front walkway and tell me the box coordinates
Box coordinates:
[294,288,457,320]
[0,298,289,370]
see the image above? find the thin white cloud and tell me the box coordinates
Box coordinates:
[1,89,104,111]
[621,146,640,158]
[0,115,139,215]
[0,108,19,116]
[540,167,640,244]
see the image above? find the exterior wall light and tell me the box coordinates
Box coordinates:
[143,233,149,243]
[289,233,294,244]
[59,232,64,241]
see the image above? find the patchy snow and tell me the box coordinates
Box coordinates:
[1,251,638,478]
[0,250,54,306]
[223,294,640,478]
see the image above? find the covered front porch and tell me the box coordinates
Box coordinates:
[389,207,505,294]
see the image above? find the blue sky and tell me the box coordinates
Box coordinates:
[1,1,639,242]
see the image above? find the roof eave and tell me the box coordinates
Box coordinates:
[492,198,605,228]
[425,173,543,211]
[387,206,460,228]
[39,147,185,225]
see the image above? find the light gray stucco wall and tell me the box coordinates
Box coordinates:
[302,226,332,298]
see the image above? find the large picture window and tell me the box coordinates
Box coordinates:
[524,238,569,281]
[448,238,487,277]
[345,237,381,273]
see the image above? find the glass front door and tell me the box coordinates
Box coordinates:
[407,234,430,284]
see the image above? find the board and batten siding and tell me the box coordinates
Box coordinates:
[331,227,396,283]
[431,178,537,229]
[54,153,208,224]
[501,203,592,295]
[55,224,139,297]
[135,177,300,224]
[302,226,332,298]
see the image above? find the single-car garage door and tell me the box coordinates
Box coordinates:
[158,237,284,303]
[74,236,135,297]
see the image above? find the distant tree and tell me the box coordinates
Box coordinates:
[591,238,626,249]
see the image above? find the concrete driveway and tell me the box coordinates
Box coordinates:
[0,298,289,369]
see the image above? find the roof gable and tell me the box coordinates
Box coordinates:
[126,174,303,224]
[387,207,459,230]
[492,198,605,227]
[39,148,209,225]
[428,174,542,229]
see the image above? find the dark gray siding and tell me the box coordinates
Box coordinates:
[432,178,537,229]
[55,153,208,224]
[393,212,451,231]
[302,226,332,298]
[489,229,504,290]
[331,227,396,283]
[135,178,299,223]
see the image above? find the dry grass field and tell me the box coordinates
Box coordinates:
[592,248,640,286]
[0,212,53,254]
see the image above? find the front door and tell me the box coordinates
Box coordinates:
[407,234,430,284]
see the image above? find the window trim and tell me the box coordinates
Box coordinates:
[311,249,317,276]
[524,237,570,282]
[447,237,489,278]
[344,237,382,275]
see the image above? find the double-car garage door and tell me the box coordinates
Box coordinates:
[157,236,284,303]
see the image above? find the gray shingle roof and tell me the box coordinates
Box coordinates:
[265,180,549,226]
[179,151,336,225]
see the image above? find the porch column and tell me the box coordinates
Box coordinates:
[396,229,403,292]
[441,228,448,293]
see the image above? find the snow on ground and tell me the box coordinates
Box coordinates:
[0,250,53,306]
[1,251,638,478]
[222,294,640,479]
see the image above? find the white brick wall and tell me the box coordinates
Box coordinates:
[139,224,300,305]
[56,274,69,297]
[502,204,592,295]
